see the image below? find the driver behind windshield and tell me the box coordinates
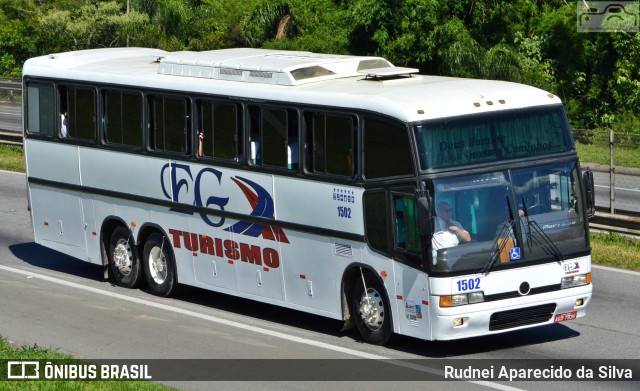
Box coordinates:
[435,201,471,243]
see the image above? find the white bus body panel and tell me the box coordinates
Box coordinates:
[26,140,88,261]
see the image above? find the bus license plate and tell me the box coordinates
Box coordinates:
[554,311,577,323]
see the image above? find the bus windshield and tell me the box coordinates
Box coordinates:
[429,161,587,274]
[413,106,573,169]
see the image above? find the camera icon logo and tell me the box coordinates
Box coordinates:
[7,361,40,379]
[577,1,639,32]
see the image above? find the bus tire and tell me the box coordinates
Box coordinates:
[142,233,177,297]
[108,226,143,288]
[351,272,392,345]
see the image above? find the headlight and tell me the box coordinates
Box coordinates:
[439,292,484,307]
[468,291,485,304]
[561,272,592,289]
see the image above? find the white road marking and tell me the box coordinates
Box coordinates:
[0,264,523,390]
[592,264,640,276]
[0,169,25,175]
[595,184,640,192]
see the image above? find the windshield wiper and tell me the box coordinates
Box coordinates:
[521,196,564,263]
[482,196,516,275]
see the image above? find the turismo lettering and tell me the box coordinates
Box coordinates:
[169,228,280,268]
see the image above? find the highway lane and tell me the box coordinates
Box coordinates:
[0,170,639,391]
[591,169,640,213]
[0,102,21,132]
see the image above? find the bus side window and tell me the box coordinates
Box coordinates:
[58,85,96,141]
[26,81,56,137]
[364,117,413,179]
[393,195,420,253]
[249,105,298,170]
[197,99,239,160]
[102,89,143,147]
[364,191,389,255]
[148,94,189,154]
[305,112,355,177]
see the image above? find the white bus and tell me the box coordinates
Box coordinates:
[22,47,595,344]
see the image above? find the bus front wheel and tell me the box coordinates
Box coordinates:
[108,226,143,288]
[351,272,392,345]
[142,233,177,297]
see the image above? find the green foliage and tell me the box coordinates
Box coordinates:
[3,0,640,134]
[240,1,295,47]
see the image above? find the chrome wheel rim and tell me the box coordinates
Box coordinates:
[358,288,385,331]
[113,239,133,275]
[148,246,167,285]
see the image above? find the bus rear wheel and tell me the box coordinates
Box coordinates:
[142,233,177,297]
[108,226,143,288]
[351,272,392,345]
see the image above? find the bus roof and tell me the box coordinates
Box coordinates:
[23,47,562,122]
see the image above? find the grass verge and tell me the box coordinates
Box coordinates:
[590,232,640,271]
[0,336,173,390]
[576,142,640,168]
[0,145,25,173]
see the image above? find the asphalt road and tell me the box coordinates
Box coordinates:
[0,170,639,390]
[591,169,640,214]
[0,102,21,132]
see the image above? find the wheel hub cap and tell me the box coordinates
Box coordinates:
[113,241,132,274]
[359,288,384,331]
[149,247,167,284]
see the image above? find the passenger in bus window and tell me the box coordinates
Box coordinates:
[435,201,471,243]
[60,111,68,138]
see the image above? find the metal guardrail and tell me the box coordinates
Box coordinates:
[591,208,640,237]
[0,79,23,144]
[0,130,22,146]
[0,80,21,102]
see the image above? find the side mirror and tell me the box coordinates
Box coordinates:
[582,169,595,218]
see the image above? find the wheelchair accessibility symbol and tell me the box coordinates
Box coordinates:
[510,247,521,260]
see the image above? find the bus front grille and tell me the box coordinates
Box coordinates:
[489,303,556,331]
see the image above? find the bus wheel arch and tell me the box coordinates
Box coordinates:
[342,265,393,345]
[101,218,143,289]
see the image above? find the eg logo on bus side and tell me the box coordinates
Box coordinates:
[160,162,289,243]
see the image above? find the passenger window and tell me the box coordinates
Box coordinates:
[364,117,413,179]
[364,191,389,255]
[148,95,189,153]
[26,81,56,137]
[58,85,96,141]
[306,112,355,177]
[103,89,143,147]
[248,106,298,170]
[197,100,239,160]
